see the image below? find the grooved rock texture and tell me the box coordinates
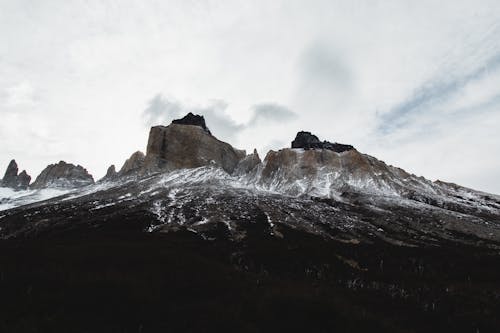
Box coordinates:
[1,160,31,190]
[31,161,94,189]
[143,123,245,174]
[119,151,145,176]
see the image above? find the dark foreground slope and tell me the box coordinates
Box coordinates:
[0,213,499,333]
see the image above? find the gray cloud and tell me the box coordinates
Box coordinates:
[143,95,297,142]
[143,94,182,126]
[299,41,352,93]
[248,103,297,126]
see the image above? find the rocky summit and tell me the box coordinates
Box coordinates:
[30,161,94,189]
[142,120,245,174]
[1,113,500,332]
[292,131,354,152]
[0,160,31,190]
[171,112,212,134]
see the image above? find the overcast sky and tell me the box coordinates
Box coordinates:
[1,0,500,193]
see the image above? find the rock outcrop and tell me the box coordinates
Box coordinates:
[233,149,261,176]
[31,161,94,189]
[99,164,118,182]
[118,151,145,176]
[142,114,245,174]
[1,160,31,190]
[171,112,212,135]
[291,131,354,153]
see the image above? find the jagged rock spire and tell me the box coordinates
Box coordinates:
[1,159,31,190]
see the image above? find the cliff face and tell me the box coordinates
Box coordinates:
[142,123,245,175]
[1,160,31,190]
[31,161,94,189]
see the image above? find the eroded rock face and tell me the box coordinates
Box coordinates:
[1,160,31,190]
[291,131,354,153]
[118,151,145,176]
[171,112,211,135]
[233,149,261,176]
[142,122,245,174]
[31,161,94,189]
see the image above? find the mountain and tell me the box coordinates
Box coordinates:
[0,113,499,332]
[0,159,31,190]
[30,161,94,189]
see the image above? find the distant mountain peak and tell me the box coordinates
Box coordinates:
[31,161,94,189]
[1,159,31,190]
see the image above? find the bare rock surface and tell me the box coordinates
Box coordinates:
[143,121,245,174]
[233,149,261,176]
[118,152,145,176]
[99,164,118,182]
[171,112,211,134]
[31,161,94,189]
[291,131,354,152]
[1,160,31,190]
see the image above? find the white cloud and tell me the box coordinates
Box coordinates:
[1,0,500,193]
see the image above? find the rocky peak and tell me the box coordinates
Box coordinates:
[291,131,354,153]
[142,119,245,175]
[99,164,118,182]
[1,159,31,190]
[105,165,117,178]
[171,112,211,135]
[118,151,145,176]
[31,161,94,189]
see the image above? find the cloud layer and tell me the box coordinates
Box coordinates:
[142,94,296,143]
[1,0,500,193]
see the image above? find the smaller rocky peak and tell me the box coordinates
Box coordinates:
[1,159,31,190]
[291,131,354,153]
[31,161,94,189]
[99,164,117,182]
[233,148,262,176]
[119,151,145,176]
[105,165,117,178]
[171,112,212,135]
[17,170,31,189]
[291,131,320,149]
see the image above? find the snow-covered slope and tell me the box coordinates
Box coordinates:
[0,187,71,211]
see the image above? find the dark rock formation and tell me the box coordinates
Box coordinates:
[105,165,117,178]
[171,112,212,135]
[1,160,31,190]
[17,170,31,190]
[142,119,245,174]
[31,161,94,189]
[291,131,354,153]
[118,151,145,176]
